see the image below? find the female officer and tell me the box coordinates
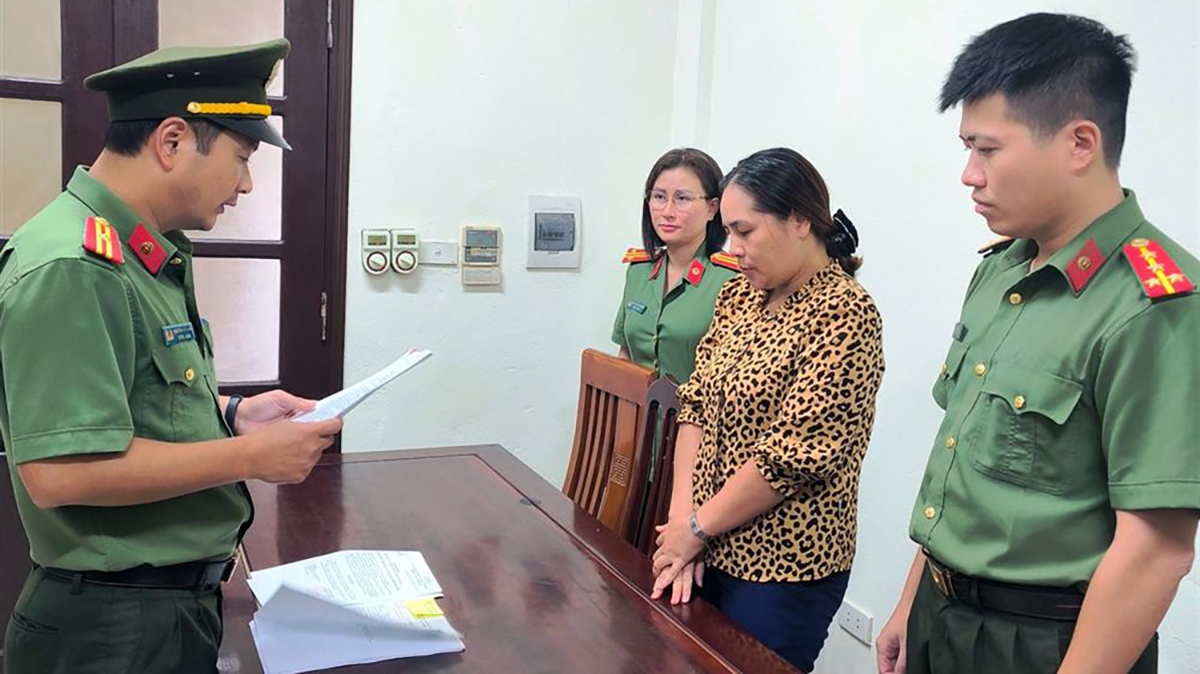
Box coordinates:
[612,148,739,384]
[650,148,885,673]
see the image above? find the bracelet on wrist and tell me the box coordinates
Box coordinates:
[689,510,711,543]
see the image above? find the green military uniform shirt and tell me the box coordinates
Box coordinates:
[910,191,1200,585]
[0,167,251,572]
[612,246,739,383]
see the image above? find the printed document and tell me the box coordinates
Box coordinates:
[292,348,431,422]
[248,550,463,674]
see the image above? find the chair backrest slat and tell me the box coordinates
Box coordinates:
[563,349,654,538]
[630,376,682,555]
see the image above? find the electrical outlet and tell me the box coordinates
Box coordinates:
[420,240,458,266]
[836,600,873,646]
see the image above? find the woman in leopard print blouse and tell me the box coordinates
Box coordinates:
[650,147,885,673]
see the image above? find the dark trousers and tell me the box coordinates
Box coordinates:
[906,569,1158,674]
[700,566,850,673]
[3,567,223,674]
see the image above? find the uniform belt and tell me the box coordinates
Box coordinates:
[41,557,237,591]
[925,553,1084,621]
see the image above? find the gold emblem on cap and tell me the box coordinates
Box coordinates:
[1130,238,1149,248]
[185,101,272,116]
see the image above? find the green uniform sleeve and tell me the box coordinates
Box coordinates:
[1,260,137,462]
[677,281,736,427]
[1096,295,1200,510]
[752,293,884,497]
[612,265,633,347]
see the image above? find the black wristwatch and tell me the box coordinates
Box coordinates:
[224,394,244,435]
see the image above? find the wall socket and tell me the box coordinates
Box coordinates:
[420,240,458,266]
[836,600,873,646]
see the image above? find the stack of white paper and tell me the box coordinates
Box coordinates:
[248,550,464,674]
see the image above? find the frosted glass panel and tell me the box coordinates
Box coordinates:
[1,99,61,235]
[0,0,61,80]
[158,0,285,96]
[190,116,283,241]
[194,257,280,383]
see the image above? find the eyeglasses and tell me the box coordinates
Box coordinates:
[646,191,712,211]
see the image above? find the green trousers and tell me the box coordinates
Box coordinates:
[906,569,1157,674]
[3,567,222,674]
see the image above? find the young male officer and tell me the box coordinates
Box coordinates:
[1,39,342,673]
[876,14,1199,674]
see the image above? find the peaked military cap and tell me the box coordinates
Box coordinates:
[83,38,291,150]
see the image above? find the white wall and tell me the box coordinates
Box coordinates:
[343,0,679,482]
[344,2,1200,672]
[701,2,1199,673]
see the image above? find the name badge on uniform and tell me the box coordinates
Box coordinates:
[161,322,196,347]
[626,301,647,314]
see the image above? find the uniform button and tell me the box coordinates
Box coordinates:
[1013,394,1026,410]
[973,362,987,377]
[924,507,937,519]
[184,368,195,382]
[170,257,183,265]
[1008,292,1023,305]
[945,436,956,449]
[940,363,948,376]
[140,241,155,255]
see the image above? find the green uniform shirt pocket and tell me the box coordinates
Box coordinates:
[932,339,969,410]
[969,363,1084,494]
[150,344,223,442]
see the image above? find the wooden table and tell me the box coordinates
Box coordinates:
[218,445,798,673]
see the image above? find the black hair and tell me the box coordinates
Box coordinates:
[641,148,726,256]
[940,12,1136,168]
[102,118,223,157]
[721,147,862,277]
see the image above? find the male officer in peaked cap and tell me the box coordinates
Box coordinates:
[1,39,342,673]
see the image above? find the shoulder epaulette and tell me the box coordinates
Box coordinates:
[1122,237,1195,301]
[621,247,653,264]
[977,236,1014,257]
[709,251,740,272]
[82,216,124,265]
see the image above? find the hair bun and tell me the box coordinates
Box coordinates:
[830,209,859,256]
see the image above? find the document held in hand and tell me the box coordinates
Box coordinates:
[247,550,464,674]
[291,348,432,423]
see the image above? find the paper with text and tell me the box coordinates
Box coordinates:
[247,550,442,606]
[250,585,463,674]
[247,551,462,674]
[291,348,431,423]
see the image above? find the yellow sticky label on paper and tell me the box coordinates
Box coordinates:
[403,597,444,618]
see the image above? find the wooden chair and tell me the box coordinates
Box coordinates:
[630,376,682,555]
[562,349,654,539]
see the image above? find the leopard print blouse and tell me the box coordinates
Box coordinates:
[677,262,884,582]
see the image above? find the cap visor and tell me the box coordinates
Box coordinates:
[208,118,291,151]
